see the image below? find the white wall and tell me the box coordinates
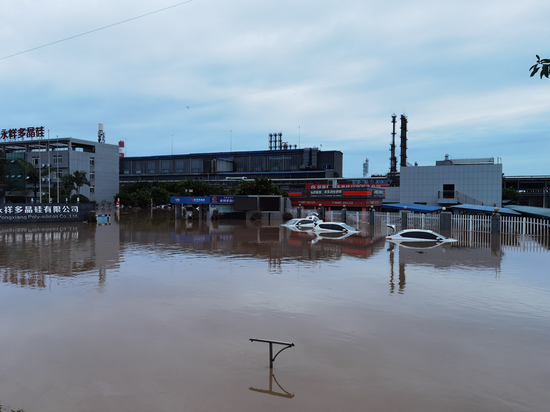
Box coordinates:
[400,164,503,207]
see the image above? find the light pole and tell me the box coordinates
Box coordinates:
[56,135,59,203]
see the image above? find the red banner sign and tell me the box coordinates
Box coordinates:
[291,199,382,207]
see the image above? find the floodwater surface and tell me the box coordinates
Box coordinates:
[0,210,549,412]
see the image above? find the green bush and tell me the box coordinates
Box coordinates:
[250,211,263,221]
[282,212,293,221]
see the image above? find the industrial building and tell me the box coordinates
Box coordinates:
[386,156,503,208]
[1,136,119,204]
[120,140,343,183]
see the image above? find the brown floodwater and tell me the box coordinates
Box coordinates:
[0,210,549,412]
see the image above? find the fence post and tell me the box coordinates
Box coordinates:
[341,207,347,224]
[491,208,501,234]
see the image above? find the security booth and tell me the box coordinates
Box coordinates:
[171,196,210,220]
[171,195,285,221]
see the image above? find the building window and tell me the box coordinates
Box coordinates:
[53,156,62,164]
[32,158,39,165]
[148,169,155,174]
[176,168,184,173]
[254,165,262,172]
[124,170,130,174]
[237,166,245,172]
[89,173,95,181]
[162,168,169,174]
[192,167,200,173]
[443,184,455,198]
[90,187,95,194]
[322,164,332,169]
[290,164,298,170]
[54,171,63,179]
[271,165,280,171]
[90,158,95,167]
[135,169,142,174]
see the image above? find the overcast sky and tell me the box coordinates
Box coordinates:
[1,0,549,177]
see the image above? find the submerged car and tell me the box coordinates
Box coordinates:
[283,216,320,229]
[311,231,359,244]
[385,229,457,243]
[311,222,360,233]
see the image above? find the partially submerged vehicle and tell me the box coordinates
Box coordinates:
[385,229,457,243]
[283,212,321,229]
[283,218,320,229]
[311,222,360,233]
[311,231,358,244]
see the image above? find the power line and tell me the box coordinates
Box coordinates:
[0,0,194,61]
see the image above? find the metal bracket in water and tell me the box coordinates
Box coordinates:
[249,338,295,368]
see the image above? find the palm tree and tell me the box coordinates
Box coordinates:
[11,158,53,202]
[72,170,90,194]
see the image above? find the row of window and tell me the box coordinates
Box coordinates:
[30,156,95,166]
[124,165,307,174]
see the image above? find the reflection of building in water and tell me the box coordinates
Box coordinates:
[0,223,120,289]
[398,242,502,271]
[162,218,388,267]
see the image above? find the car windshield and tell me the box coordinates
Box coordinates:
[285,219,299,225]
[340,223,358,231]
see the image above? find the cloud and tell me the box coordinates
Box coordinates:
[1,0,549,176]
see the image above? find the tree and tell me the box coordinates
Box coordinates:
[60,170,91,198]
[235,176,288,196]
[529,55,549,79]
[71,170,91,194]
[503,187,522,202]
[10,158,53,202]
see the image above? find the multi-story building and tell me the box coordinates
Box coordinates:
[120,147,343,183]
[1,137,119,204]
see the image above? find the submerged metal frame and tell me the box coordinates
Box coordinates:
[249,338,295,368]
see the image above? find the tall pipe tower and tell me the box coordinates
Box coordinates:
[390,115,397,174]
[400,115,407,168]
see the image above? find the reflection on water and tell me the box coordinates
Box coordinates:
[1,210,549,412]
[0,222,120,290]
[249,369,294,399]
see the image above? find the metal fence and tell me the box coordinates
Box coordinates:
[451,214,492,232]
[291,208,550,236]
[501,216,550,236]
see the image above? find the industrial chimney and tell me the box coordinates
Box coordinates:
[400,115,407,168]
[390,115,397,174]
[119,141,125,157]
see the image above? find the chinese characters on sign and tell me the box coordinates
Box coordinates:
[210,195,234,205]
[1,126,45,141]
[0,204,79,222]
[0,205,78,214]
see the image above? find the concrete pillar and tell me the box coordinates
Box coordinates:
[491,211,501,234]
[369,208,375,225]
[318,205,324,220]
[401,210,408,229]
[440,211,452,231]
